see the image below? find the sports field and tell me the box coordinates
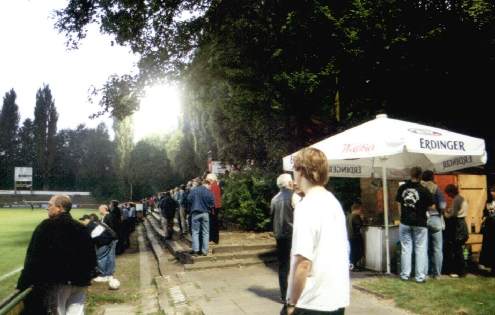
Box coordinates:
[0,208,97,301]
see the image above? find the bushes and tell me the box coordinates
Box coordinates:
[221,170,278,231]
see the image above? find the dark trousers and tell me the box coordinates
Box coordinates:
[276,238,291,301]
[281,306,345,315]
[349,236,364,266]
[295,308,345,315]
[209,208,220,244]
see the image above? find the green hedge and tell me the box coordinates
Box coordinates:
[221,170,278,231]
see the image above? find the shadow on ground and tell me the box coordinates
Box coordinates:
[247,285,282,304]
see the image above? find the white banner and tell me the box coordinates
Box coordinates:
[14,167,33,182]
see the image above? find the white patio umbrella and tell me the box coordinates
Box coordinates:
[283,114,487,274]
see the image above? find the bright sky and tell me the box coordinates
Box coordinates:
[0,1,182,142]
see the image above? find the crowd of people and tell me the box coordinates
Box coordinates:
[13,147,495,315]
[16,196,142,314]
[154,173,223,256]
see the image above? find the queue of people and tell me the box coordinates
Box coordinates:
[156,173,223,256]
[17,196,141,314]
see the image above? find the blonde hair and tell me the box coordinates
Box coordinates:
[293,147,329,186]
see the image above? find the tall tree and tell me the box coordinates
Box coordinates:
[33,84,58,189]
[0,89,20,188]
[113,116,134,199]
[17,118,36,168]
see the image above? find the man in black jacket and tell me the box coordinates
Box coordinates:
[17,195,97,315]
[159,191,179,239]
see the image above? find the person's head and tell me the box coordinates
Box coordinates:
[47,195,72,218]
[276,173,293,190]
[206,173,218,183]
[410,167,422,181]
[79,214,92,226]
[99,204,109,216]
[165,191,171,198]
[351,202,363,214]
[293,147,329,191]
[111,200,119,208]
[445,184,459,198]
[192,179,199,187]
[180,184,186,191]
[489,186,495,199]
[421,170,434,182]
[89,213,99,222]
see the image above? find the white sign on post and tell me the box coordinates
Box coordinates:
[211,161,227,175]
[15,167,33,182]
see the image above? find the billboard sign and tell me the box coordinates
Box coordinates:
[15,167,33,182]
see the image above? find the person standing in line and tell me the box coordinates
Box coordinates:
[17,195,97,315]
[109,200,124,255]
[420,170,446,278]
[347,202,364,271]
[285,148,349,315]
[159,191,179,240]
[207,173,222,244]
[80,213,118,283]
[188,177,215,256]
[396,167,434,283]
[444,184,469,278]
[271,173,294,303]
[176,185,187,235]
[480,186,495,276]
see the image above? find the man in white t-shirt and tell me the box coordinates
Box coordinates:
[284,147,350,315]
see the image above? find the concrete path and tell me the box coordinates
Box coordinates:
[137,225,160,314]
[177,264,413,315]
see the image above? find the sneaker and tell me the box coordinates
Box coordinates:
[189,251,199,256]
[93,276,108,282]
[349,264,355,271]
[449,274,459,278]
[400,276,409,281]
[415,279,427,284]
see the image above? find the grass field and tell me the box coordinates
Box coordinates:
[0,208,97,301]
[358,275,495,315]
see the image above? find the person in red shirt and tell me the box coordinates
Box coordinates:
[206,173,222,244]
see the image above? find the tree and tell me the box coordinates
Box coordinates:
[113,116,134,199]
[0,89,20,188]
[17,118,36,168]
[56,1,495,172]
[129,138,176,198]
[33,84,58,189]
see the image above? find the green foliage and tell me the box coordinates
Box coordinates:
[33,84,58,190]
[0,89,20,188]
[222,170,278,231]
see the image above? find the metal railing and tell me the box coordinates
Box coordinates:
[0,287,31,315]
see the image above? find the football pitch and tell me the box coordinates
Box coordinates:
[0,208,97,301]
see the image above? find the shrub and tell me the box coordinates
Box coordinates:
[221,169,278,231]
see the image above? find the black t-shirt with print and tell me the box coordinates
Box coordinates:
[396,180,434,227]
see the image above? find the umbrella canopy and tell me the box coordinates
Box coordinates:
[283,114,487,274]
[283,114,487,178]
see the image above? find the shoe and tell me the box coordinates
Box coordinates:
[449,274,459,278]
[189,251,199,256]
[349,264,354,271]
[93,276,108,282]
[400,277,409,281]
[200,252,208,256]
[415,279,426,284]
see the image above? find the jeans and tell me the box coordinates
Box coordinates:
[177,206,187,234]
[96,240,117,277]
[400,224,428,281]
[276,238,291,301]
[427,216,443,276]
[191,212,210,254]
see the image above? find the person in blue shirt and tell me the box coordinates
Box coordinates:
[187,177,215,256]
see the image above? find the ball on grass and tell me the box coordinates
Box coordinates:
[108,277,120,290]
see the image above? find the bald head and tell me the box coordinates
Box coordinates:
[47,195,72,218]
